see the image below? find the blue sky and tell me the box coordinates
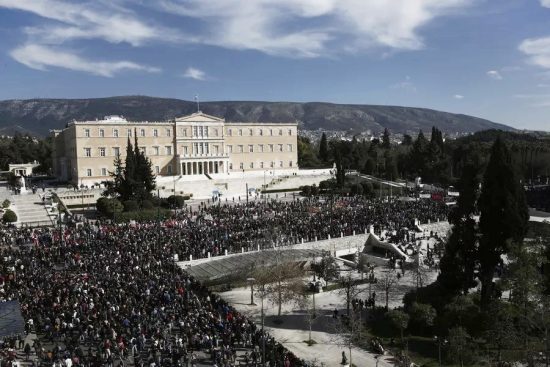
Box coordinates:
[1,0,550,131]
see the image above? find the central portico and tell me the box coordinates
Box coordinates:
[175,112,230,176]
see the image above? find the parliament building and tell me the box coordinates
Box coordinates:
[51,112,298,185]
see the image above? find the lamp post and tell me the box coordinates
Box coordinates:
[247,278,256,305]
[434,336,447,367]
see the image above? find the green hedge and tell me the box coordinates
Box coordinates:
[2,199,10,208]
[2,209,17,223]
[114,208,172,222]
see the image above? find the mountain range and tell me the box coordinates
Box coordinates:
[0,96,513,137]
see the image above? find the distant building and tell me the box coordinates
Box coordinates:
[51,112,298,185]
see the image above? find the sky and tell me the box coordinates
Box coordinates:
[0,1,550,131]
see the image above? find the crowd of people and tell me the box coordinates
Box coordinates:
[0,196,449,366]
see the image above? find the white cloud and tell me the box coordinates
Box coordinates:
[519,37,550,69]
[541,0,550,8]
[486,70,503,80]
[390,76,417,92]
[454,94,464,99]
[11,44,161,77]
[182,67,207,81]
[158,0,473,57]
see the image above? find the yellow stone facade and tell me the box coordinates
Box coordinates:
[51,112,298,185]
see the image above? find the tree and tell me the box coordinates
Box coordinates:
[381,269,400,310]
[438,163,479,296]
[478,137,529,306]
[338,273,365,316]
[447,326,471,367]
[409,302,436,332]
[387,309,409,345]
[402,134,413,146]
[2,209,17,223]
[382,128,391,149]
[312,252,339,287]
[318,132,329,163]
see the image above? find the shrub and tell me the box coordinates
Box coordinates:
[350,183,364,196]
[123,200,139,212]
[2,209,17,223]
[96,197,123,218]
[141,200,154,209]
[167,195,186,208]
[2,199,10,208]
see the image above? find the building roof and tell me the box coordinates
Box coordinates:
[175,111,225,123]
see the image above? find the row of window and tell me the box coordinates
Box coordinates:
[229,161,294,170]
[84,127,172,138]
[82,126,294,138]
[86,165,173,177]
[83,143,294,157]
[83,146,173,157]
[227,144,293,154]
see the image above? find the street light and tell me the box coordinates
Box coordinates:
[247,278,256,305]
[434,336,448,367]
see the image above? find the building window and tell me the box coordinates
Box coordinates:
[270,161,274,168]
[139,147,146,154]
[213,128,218,137]
[84,148,91,157]
[259,144,264,153]
[155,166,160,174]
[229,163,233,170]
[250,162,254,169]
[288,144,293,152]
[167,165,172,174]
[153,146,159,155]
[227,128,232,136]
[113,129,119,138]
[214,145,219,154]
[278,144,283,152]
[153,129,158,137]
[99,129,105,138]
[249,128,253,136]
[84,129,90,137]
[183,146,188,155]
[205,127,209,137]
[270,129,273,136]
[101,168,107,176]
[238,145,243,153]
[86,168,92,177]
[279,129,283,136]
[248,145,253,153]
[165,146,172,155]
[289,161,293,167]
[113,147,120,156]
[99,147,106,157]
[182,128,187,137]
[238,129,243,136]
[199,126,203,137]
[260,162,264,169]
[227,145,233,153]
[239,162,244,170]
[166,128,171,137]
[140,129,145,137]
[269,144,274,152]
[288,129,292,136]
[205,143,209,155]
[258,129,263,136]
[127,129,132,137]
[199,143,204,155]
[279,161,283,167]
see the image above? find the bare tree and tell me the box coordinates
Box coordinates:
[338,273,365,316]
[295,288,317,346]
[312,251,339,287]
[380,269,400,310]
[332,308,363,367]
[412,255,430,290]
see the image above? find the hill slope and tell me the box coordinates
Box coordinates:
[0,96,513,136]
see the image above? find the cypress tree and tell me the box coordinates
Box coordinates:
[319,133,329,163]
[478,137,529,306]
[382,128,391,149]
[123,137,136,201]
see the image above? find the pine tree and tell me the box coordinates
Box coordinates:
[382,128,391,149]
[478,137,529,306]
[319,132,329,163]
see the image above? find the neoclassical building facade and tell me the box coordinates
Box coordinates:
[51,112,298,185]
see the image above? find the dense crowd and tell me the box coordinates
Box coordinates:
[0,196,448,366]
